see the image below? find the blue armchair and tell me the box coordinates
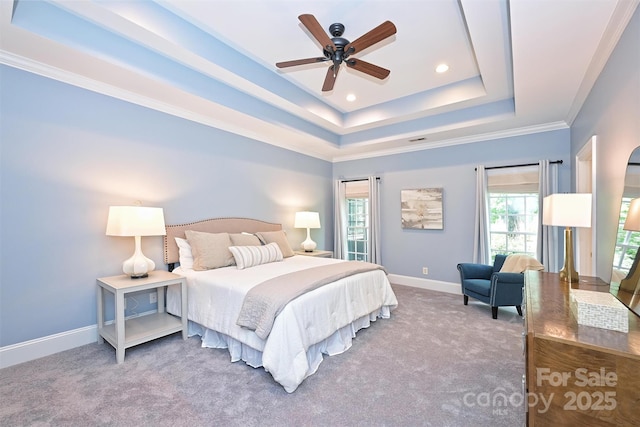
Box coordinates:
[456,255,524,319]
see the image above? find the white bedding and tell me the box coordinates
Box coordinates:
[166,255,398,392]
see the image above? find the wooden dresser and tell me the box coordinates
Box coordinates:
[524,271,640,426]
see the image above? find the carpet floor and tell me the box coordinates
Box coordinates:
[0,284,525,426]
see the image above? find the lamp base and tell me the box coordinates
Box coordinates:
[300,227,317,252]
[559,267,579,283]
[300,238,317,252]
[559,227,580,283]
[122,236,155,279]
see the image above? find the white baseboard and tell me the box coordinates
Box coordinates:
[0,325,98,369]
[388,274,460,295]
[0,309,159,369]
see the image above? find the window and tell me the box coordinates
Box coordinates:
[345,180,370,261]
[488,193,539,259]
[613,197,640,275]
[346,198,368,261]
[487,167,539,261]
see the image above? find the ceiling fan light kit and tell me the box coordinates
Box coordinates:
[276,14,396,92]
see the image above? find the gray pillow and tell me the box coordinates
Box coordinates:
[185,230,234,270]
[229,232,262,247]
[255,230,295,258]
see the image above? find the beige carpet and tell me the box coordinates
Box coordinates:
[0,284,525,426]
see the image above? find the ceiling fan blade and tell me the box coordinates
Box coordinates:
[346,58,390,79]
[322,64,339,92]
[276,57,329,68]
[344,21,396,55]
[299,14,336,52]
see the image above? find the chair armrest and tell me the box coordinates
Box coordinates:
[457,263,494,280]
[492,272,524,284]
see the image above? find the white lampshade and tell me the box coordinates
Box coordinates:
[294,211,321,229]
[542,193,592,228]
[106,206,166,236]
[106,206,166,278]
[624,198,640,232]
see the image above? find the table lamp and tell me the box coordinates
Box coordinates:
[106,206,166,278]
[620,198,640,294]
[294,211,321,252]
[542,193,592,283]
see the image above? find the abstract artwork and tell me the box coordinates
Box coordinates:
[401,188,443,230]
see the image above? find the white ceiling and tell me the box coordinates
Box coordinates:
[1,0,637,162]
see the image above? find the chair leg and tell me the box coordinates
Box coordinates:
[463,295,469,305]
[491,306,498,319]
[516,305,523,316]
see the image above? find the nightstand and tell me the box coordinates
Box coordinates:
[96,270,187,363]
[294,250,334,258]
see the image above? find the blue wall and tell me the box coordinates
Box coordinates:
[571,6,640,280]
[0,65,332,347]
[333,130,571,283]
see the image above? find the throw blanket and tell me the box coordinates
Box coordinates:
[500,254,544,273]
[237,261,386,339]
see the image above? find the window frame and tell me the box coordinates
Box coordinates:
[486,166,540,262]
[345,197,369,261]
[488,192,539,260]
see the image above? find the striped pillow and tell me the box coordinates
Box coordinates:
[229,242,283,269]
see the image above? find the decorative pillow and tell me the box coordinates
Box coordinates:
[255,230,295,258]
[229,242,283,269]
[184,230,234,270]
[174,237,194,270]
[229,232,262,247]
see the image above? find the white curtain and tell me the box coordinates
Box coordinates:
[537,160,559,272]
[368,176,382,264]
[473,165,490,264]
[333,180,347,260]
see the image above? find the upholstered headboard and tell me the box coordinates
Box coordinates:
[163,217,282,266]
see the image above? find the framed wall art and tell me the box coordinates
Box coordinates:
[401,188,443,230]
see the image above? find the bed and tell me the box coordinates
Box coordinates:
[163,217,398,392]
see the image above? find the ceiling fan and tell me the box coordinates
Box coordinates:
[276,14,397,92]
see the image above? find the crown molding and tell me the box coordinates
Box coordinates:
[2,50,569,164]
[331,121,569,162]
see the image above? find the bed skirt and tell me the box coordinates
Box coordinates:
[188,305,392,393]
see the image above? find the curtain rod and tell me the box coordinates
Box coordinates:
[475,160,563,171]
[340,177,381,183]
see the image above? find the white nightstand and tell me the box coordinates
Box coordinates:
[294,250,334,258]
[96,270,187,363]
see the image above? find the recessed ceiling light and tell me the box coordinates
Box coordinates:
[346,94,356,102]
[435,64,449,73]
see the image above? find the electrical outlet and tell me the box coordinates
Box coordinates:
[422,267,429,275]
[149,292,157,304]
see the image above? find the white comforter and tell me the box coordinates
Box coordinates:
[166,255,397,392]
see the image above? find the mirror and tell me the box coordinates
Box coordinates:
[611,147,640,317]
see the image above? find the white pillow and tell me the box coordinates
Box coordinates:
[229,242,283,269]
[175,237,194,270]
